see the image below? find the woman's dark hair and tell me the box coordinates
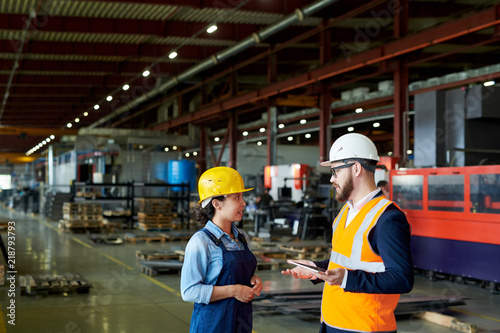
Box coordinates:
[192,195,226,226]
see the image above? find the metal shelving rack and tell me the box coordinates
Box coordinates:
[70,182,190,228]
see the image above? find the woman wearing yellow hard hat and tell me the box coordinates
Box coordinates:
[181,166,263,333]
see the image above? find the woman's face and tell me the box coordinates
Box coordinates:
[215,192,246,222]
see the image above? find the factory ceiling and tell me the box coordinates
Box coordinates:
[1,0,500,164]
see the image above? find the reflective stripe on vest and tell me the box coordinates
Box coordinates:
[321,196,399,332]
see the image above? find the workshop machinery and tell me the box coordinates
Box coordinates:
[390,165,500,291]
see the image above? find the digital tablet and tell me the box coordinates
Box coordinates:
[288,260,327,273]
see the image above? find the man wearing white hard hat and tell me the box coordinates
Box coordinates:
[283,133,413,333]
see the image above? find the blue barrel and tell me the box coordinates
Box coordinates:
[168,160,196,192]
[154,162,169,183]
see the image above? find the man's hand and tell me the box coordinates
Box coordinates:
[314,268,345,286]
[281,259,318,280]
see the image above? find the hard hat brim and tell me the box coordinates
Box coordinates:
[197,187,254,204]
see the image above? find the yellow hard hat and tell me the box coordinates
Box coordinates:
[198,166,253,203]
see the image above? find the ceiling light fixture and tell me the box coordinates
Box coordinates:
[106,96,113,102]
[287,136,293,141]
[214,137,220,142]
[94,104,99,110]
[259,127,265,133]
[67,123,72,128]
[242,131,248,136]
[348,126,354,132]
[355,108,363,113]
[207,25,217,33]
[257,141,262,146]
[305,133,311,138]
[75,118,80,123]
[123,84,130,91]
[300,119,307,124]
[169,52,178,59]
[142,70,150,77]
[278,124,285,129]
[484,81,495,86]
[373,122,380,128]
[83,112,89,117]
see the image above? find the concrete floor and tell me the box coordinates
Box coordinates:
[1,206,499,333]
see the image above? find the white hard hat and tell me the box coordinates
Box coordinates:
[320,133,379,166]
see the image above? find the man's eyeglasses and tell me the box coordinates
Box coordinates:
[330,163,355,178]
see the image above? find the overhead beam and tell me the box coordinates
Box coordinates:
[152,4,500,131]
[0,153,39,164]
[0,126,78,136]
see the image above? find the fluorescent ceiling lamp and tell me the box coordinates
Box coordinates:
[207,25,217,33]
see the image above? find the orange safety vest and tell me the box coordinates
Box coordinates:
[321,196,400,332]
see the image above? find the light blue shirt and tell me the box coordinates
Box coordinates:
[180,221,250,304]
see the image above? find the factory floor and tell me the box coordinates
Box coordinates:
[1,206,500,333]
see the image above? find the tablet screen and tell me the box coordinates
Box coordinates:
[288,260,326,273]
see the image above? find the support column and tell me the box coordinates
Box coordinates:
[228,113,237,169]
[319,84,331,163]
[267,49,278,166]
[393,60,409,163]
[319,20,332,163]
[267,106,277,166]
[393,0,409,164]
[198,126,207,172]
[48,145,54,186]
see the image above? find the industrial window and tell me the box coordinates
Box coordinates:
[470,174,500,214]
[392,175,423,210]
[428,175,464,212]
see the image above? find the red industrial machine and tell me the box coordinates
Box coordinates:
[390,165,500,291]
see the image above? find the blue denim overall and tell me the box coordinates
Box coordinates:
[189,228,257,333]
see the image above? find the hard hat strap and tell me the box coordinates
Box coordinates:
[346,158,377,173]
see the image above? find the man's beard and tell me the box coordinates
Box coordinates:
[335,172,354,203]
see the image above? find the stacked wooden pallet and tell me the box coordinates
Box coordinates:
[136,250,184,276]
[136,198,178,231]
[250,241,332,271]
[279,242,331,260]
[59,202,104,232]
[20,273,92,296]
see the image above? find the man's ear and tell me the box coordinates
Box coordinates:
[354,162,362,176]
